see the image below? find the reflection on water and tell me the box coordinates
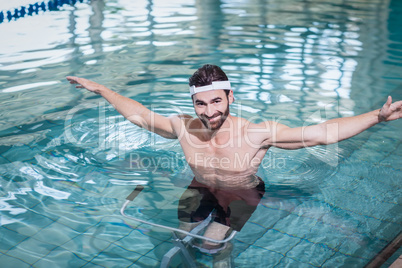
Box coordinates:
[0,0,401,267]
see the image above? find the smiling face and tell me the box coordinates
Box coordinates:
[193,89,234,131]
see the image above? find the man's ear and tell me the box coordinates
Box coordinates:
[228,90,235,104]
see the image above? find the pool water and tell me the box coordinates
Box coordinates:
[1,0,401,267]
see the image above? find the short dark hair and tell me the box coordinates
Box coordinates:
[189,64,230,99]
[189,64,228,87]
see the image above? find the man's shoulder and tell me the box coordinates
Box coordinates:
[178,114,194,120]
[168,114,192,120]
[169,114,200,127]
[238,117,273,129]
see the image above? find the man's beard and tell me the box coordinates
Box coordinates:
[199,105,230,131]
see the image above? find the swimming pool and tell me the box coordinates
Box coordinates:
[0,0,401,267]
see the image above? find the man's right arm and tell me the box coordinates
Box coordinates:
[66,76,178,139]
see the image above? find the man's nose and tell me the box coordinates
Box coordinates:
[205,105,215,117]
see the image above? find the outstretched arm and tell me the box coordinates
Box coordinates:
[66,76,178,139]
[265,96,402,149]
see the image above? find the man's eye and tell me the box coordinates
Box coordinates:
[196,102,205,106]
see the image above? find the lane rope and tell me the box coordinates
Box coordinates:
[0,0,90,24]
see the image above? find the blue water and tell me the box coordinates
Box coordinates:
[0,0,401,267]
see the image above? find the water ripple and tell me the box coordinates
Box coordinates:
[261,148,339,187]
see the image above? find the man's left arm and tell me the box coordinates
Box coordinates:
[266,96,402,149]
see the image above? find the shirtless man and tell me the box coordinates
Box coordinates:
[66,64,402,250]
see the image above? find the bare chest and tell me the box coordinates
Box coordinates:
[179,132,264,171]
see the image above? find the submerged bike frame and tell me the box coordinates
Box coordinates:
[120,185,237,268]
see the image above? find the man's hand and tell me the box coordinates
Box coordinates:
[378,96,402,122]
[66,76,107,94]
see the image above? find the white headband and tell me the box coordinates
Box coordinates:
[189,81,231,95]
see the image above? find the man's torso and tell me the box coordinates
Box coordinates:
[171,115,270,189]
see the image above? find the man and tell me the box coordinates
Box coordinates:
[66,64,401,252]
